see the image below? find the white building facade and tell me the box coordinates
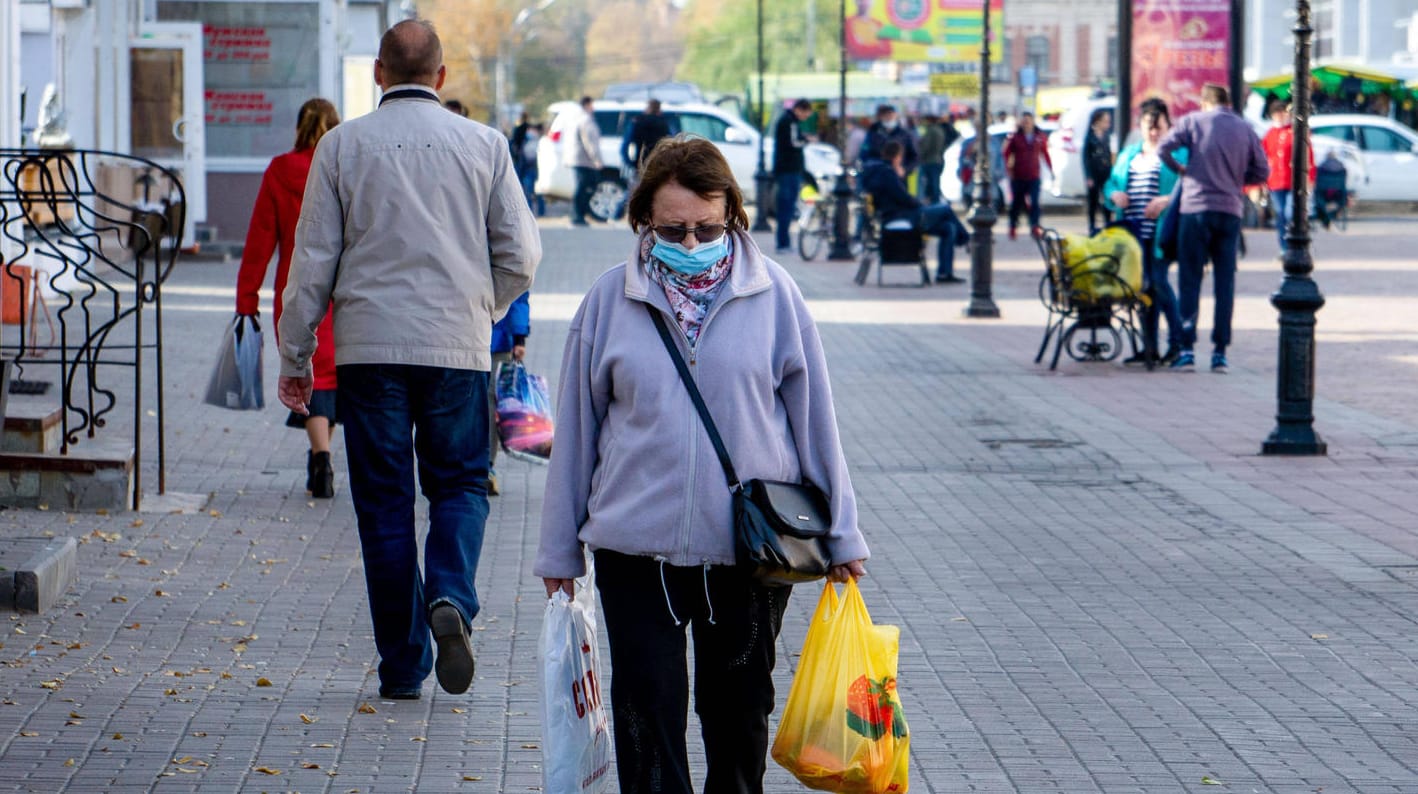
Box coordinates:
[7,0,406,246]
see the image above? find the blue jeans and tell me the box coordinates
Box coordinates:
[920,203,968,279]
[774,172,802,250]
[1008,178,1042,230]
[521,168,545,216]
[1140,242,1182,354]
[919,162,944,205]
[1271,188,1291,251]
[1176,212,1241,353]
[337,364,491,691]
[572,166,598,224]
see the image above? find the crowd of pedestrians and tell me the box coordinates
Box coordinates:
[227,12,1303,788]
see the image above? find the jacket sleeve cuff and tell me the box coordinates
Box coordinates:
[512,334,528,346]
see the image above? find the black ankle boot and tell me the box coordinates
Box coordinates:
[305,450,316,493]
[311,451,335,499]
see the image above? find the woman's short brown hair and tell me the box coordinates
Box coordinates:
[626,135,749,234]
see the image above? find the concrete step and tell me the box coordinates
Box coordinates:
[3,393,63,454]
[0,536,78,613]
[0,443,134,510]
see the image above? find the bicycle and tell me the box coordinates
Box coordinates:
[797,173,866,261]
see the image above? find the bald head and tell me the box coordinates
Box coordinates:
[377,20,444,88]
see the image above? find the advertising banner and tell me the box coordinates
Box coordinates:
[1130,0,1232,121]
[846,0,1004,64]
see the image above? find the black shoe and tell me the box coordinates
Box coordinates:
[305,450,316,493]
[310,451,335,499]
[430,604,475,695]
[1123,352,1155,367]
[378,686,421,700]
[1159,347,1181,367]
[934,275,965,284]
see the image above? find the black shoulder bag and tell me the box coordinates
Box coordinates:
[646,305,832,587]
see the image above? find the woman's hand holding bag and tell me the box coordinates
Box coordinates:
[772,579,910,793]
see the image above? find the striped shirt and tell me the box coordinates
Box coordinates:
[1124,151,1162,240]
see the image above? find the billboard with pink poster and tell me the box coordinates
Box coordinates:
[1130,0,1233,123]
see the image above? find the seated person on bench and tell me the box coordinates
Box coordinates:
[860,140,970,283]
[1313,150,1348,229]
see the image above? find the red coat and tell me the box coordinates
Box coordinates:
[235,148,337,390]
[1003,130,1052,182]
[1261,125,1316,191]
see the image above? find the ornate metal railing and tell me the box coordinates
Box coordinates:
[0,148,182,509]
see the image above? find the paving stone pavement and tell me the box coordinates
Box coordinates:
[1,210,1416,793]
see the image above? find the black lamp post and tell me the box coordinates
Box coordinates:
[752,0,773,232]
[965,0,1000,317]
[827,0,855,261]
[1262,0,1326,455]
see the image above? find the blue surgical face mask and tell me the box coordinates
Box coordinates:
[651,232,730,275]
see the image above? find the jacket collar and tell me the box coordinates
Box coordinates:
[379,84,440,106]
[623,228,773,305]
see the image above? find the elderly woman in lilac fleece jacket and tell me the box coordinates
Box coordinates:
[535,136,868,794]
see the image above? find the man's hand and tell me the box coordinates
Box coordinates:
[278,375,313,415]
[543,578,575,598]
[512,344,526,362]
[1143,195,1170,220]
[828,559,867,582]
[1110,191,1130,209]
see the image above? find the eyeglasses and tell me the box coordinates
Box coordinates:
[652,223,728,244]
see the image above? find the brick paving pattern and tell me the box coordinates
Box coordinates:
[1,211,1415,792]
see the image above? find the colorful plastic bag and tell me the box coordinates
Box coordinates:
[203,314,264,411]
[496,360,554,463]
[772,580,910,793]
[539,566,612,794]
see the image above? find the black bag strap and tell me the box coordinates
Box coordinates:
[645,305,742,492]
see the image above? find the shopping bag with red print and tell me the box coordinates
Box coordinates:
[772,579,910,793]
[539,565,611,793]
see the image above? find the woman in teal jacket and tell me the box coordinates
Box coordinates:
[1103,98,1188,366]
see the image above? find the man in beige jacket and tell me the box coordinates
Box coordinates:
[277,19,540,699]
[567,95,602,225]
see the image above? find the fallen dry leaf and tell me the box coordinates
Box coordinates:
[299,714,317,724]
[112,733,124,740]
[310,742,335,748]
[110,595,127,603]
[301,762,321,769]
[19,731,38,737]
[1311,633,1329,640]
[255,677,272,687]
[450,707,466,714]
[1201,776,1223,785]
[163,688,178,696]
[119,550,137,558]
[130,519,144,528]
[191,731,207,737]
[40,680,61,690]
[253,766,281,775]
[63,758,75,767]
[154,590,169,597]
[209,510,222,518]
[68,712,83,719]
[172,756,193,765]
[410,737,426,742]
[462,775,482,781]
[357,702,377,714]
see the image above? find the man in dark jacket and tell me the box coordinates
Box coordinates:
[616,99,672,219]
[917,114,947,204]
[861,140,969,283]
[620,99,671,172]
[771,98,815,253]
[859,104,919,176]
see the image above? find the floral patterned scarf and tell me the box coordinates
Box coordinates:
[640,232,734,345]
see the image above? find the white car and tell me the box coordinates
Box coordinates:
[535,99,840,220]
[1308,114,1418,202]
[940,122,1069,209]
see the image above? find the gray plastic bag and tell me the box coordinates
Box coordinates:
[204,315,265,411]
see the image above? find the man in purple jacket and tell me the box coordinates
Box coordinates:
[1158,84,1269,373]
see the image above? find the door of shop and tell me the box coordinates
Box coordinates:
[126,22,206,246]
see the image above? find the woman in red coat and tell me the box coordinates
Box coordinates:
[1003,112,1054,240]
[235,98,341,497]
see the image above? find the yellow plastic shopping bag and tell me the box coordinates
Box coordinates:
[772,580,909,793]
[1060,226,1144,301]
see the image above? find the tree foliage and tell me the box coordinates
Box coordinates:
[677,0,842,94]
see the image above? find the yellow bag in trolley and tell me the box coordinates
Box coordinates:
[771,580,909,793]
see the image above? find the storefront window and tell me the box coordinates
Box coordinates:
[157,1,321,160]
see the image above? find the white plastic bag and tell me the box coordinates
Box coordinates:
[203,314,264,410]
[539,570,612,794]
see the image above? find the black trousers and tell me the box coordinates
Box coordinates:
[1086,182,1106,233]
[593,550,790,794]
